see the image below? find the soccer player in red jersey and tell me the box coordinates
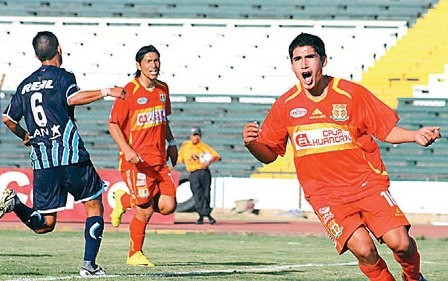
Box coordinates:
[243,33,439,281]
[108,45,177,266]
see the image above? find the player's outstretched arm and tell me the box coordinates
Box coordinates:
[385,126,441,147]
[68,87,126,106]
[243,122,278,164]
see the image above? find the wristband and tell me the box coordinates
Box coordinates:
[101,88,111,97]
[168,139,177,146]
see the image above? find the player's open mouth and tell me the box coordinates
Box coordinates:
[302,71,312,85]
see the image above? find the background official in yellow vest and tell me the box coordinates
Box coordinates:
[177,127,220,224]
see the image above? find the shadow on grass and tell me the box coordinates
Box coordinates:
[161,261,276,267]
[2,253,52,257]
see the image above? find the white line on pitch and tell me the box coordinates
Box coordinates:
[5,261,358,281]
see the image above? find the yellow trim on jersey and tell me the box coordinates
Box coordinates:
[284,83,302,104]
[332,78,352,99]
[360,150,389,176]
[129,79,139,92]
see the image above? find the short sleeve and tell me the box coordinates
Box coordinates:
[109,83,132,126]
[165,84,172,116]
[257,99,289,156]
[203,143,220,160]
[3,89,23,122]
[63,72,80,104]
[177,142,187,163]
[351,84,399,141]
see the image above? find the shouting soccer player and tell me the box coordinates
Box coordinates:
[243,33,439,281]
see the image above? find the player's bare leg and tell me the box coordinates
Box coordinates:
[347,227,395,281]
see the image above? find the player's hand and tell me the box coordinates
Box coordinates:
[23,133,31,147]
[415,126,441,147]
[243,121,260,146]
[109,87,126,99]
[124,149,143,164]
[167,145,178,167]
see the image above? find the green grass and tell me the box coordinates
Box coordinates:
[0,228,447,281]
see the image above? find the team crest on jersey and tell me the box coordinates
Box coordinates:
[330,104,348,121]
[160,93,166,103]
[328,220,344,239]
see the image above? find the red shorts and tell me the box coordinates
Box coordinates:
[121,164,176,206]
[312,190,410,254]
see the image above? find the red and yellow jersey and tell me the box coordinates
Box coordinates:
[178,140,220,172]
[109,78,171,171]
[258,77,399,208]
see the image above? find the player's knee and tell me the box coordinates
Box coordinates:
[158,201,176,215]
[351,243,378,264]
[388,237,412,256]
[26,211,53,233]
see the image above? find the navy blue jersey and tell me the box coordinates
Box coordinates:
[3,65,91,169]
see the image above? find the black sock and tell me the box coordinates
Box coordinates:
[13,199,45,231]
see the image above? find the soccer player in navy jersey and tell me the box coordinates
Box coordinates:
[0,31,125,276]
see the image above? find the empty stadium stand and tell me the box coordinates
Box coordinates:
[413,64,448,98]
[0,0,438,25]
[0,16,408,96]
[361,0,448,108]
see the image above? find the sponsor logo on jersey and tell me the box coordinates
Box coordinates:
[136,106,167,128]
[50,124,61,140]
[160,93,167,102]
[21,80,54,94]
[310,108,326,119]
[289,107,307,118]
[293,127,352,150]
[136,172,147,186]
[137,97,148,105]
[319,206,343,239]
[30,124,62,140]
[318,206,334,224]
[330,104,348,121]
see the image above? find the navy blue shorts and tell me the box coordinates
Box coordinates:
[32,160,105,213]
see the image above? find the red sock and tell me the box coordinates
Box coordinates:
[129,216,147,257]
[121,193,131,209]
[358,257,395,281]
[394,237,420,281]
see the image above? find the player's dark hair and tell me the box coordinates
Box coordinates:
[134,44,160,78]
[288,33,326,62]
[32,31,59,62]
